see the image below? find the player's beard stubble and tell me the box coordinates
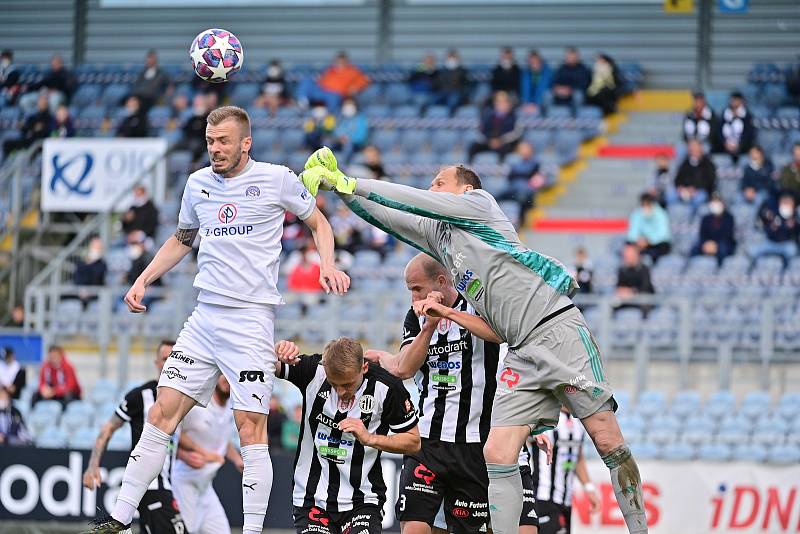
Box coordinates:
[211,143,243,176]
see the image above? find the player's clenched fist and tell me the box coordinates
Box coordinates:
[124,281,148,313]
[339,418,373,447]
[276,339,301,365]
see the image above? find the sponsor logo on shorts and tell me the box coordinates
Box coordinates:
[358,395,375,413]
[564,385,578,395]
[162,366,187,381]
[413,464,436,485]
[169,351,194,365]
[239,370,265,382]
[309,507,329,527]
[452,507,470,518]
[218,203,237,223]
[569,374,594,391]
[245,185,260,197]
[251,393,265,406]
[500,368,520,388]
[204,225,253,237]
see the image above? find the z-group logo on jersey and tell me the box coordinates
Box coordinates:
[218,203,237,223]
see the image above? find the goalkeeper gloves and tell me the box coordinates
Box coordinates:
[300,166,357,196]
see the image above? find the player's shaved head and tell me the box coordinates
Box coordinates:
[404,253,457,306]
[405,253,448,283]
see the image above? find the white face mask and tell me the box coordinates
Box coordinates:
[341,104,357,118]
[267,66,282,78]
[779,205,795,219]
[444,58,459,69]
[0,59,10,69]
[709,201,724,216]
[500,59,513,69]
[127,245,143,260]
[87,249,103,262]
[132,196,146,207]
[312,107,327,120]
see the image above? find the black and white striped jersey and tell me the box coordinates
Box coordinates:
[529,411,585,505]
[280,355,418,512]
[401,295,500,443]
[115,380,174,491]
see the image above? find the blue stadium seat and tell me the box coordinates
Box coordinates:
[424,105,450,119]
[108,430,132,451]
[547,106,572,119]
[101,83,130,107]
[767,444,800,465]
[576,106,603,121]
[89,379,118,406]
[431,130,460,153]
[230,82,261,107]
[33,399,63,420]
[72,84,102,109]
[670,390,701,418]
[777,393,800,418]
[147,105,172,129]
[524,129,553,154]
[777,107,800,120]
[364,104,391,118]
[454,105,480,120]
[473,152,500,166]
[36,427,68,449]
[731,444,768,462]
[716,423,750,447]
[705,390,737,418]
[69,427,98,450]
[631,441,660,460]
[636,390,665,418]
[739,391,772,418]
[278,129,306,153]
[647,415,681,445]
[661,442,694,460]
[372,130,400,152]
[751,418,788,447]
[697,443,732,461]
[682,422,714,447]
[356,84,382,106]
[400,130,431,153]
[393,104,420,118]
[612,390,631,413]
[384,83,412,106]
[246,106,269,123]
[553,130,581,165]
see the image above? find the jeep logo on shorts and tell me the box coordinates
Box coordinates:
[239,370,265,382]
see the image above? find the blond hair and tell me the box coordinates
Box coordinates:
[207,105,251,138]
[322,337,364,372]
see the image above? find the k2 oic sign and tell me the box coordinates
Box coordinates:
[41,138,167,213]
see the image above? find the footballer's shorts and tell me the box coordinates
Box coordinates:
[492,306,616,434]
[396,438,490,534]
[158,301,276,415]
[293,504,383,534]
[171,467,230,534]
[138,489,186,534]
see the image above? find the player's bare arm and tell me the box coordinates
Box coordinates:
[123,227,198,313]
[381,315,439,379]
[82,414,125,490]
[418,294,503,344]
[178,430,224,464]
[576,447,600,513]
[302,207,351,295]
[338,418,421,454]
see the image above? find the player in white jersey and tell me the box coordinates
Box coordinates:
[86,106,350,534]
[172,375,240,534]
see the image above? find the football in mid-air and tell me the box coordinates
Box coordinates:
[190,28,243,83]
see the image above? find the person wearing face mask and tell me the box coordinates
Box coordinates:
[692,195,736,265]
[261,58,289,114]
[627,193,672,264]
[73,237,109,308]
[433,49,469,113]
[750,193,800,265]
[669,139,717,211]
[491,46,521,97]
[125,231,162,304]
[122,185,160,238]
[0,387,32,446]
[468,90,523,163]
[116,95,149,138]
[333,97,369,162]
[304,104,337,150]
[740,145,776,205]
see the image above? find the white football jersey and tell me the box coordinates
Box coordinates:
[178,159,315,305]
[174,396,234,484]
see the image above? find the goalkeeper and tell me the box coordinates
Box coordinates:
[300,149,648,534]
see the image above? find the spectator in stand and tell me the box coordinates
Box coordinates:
[330,202,364,253]
[585,53,622,116]
[615,243,654,314]
[692,194,736,265]
[433,49,469,113]
[361,145,387,180]
[572,246,594,294]
[10,305,25,327]
[0,49,21,106]
[669,139,717,210]
[2,93,53,157]
[778,142,800,203]
[333,98,369,162]
[19,54,75,114]
[297,51,370,111]
[787,55,800,107]
[551,46,591,107]
[32,345,82,407]
[260,59,289,114]
[648,152,672,206]
[287,241,323,294]
[750,193,800,265]
[408,52,438,104]
[491,46,521,97]
[0,387,32,446]
[121,185,160,239]
[520,50,552,114]
[267,397,287,451]
[718,91,755,163]
[740,145,776,205]
[497,141,548,224]
[116,95,149,138]
[51,105,75,138]
[303,105,337,150]
[281,405,303,450]
[682,91,718,146]
[468,90,522,163]
[130,50,170,112]
[627,193,672,263]
[0,347,26,401]
[126,231,161,307]
[73,237,108,309]
[176,93,212,164]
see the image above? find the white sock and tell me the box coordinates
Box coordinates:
[487,463,523,534]
[241,444,272,534]
[112,422,172,525]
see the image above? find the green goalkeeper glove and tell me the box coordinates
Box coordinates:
[299,166,357,196]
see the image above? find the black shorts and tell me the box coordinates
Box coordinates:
[533,499,571,534]
[519,465,540,527]
[293,504,383,534]
[138,489,186,534]
[396,438,490,534]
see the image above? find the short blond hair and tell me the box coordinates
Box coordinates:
[322,337,364,372]
[207,105,251,138]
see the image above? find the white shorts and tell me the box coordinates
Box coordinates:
[158,301,276,414]
[171,463,230,534]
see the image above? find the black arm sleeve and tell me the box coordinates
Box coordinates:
[115,388,143,423]
[280,354,322,390]
[400,308,422,349]
[383,378,418,434]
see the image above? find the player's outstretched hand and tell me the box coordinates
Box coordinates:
[533,433,553,465]
[123,281,147,313]
[339,417,373,447]
[276,339,301,365]
[300,166,338,196]
[304,146,344,178]
[82,466,102,490]
[319,265,351,295]
[364,349,391,364]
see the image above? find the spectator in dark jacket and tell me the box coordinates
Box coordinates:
[116,96,149,138]
[0,347,26,401]
[615,243,654,314]
[740,145,776,204]
[130,50,170,111]
[572,246,594,294]
[433,49,469,112]
[585,53,621,115]
[668,139,717,209]
[468,91,522,162]
[261,59,289,115]
[497,141,548,224]
[787,55,800,106]
[19,54,75,113]
[718,91,756,163]
[682,91,719,146]
[409,52,438,102]
[2,93,53,156]
[519,50,552,114]
[0,49,21,105]
[692,195,736,264]
[551,47,591,106]
[32,345,82,408]
[778,143,800,203]
[176,93,212,164]
[52,104,75,139]
[750,193,800,265]
[73,237,108,309]
[0,387,32,446]
[122,185,160,238]
[491,47,521,97]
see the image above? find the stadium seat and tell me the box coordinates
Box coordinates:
[631,441,660,460]
[661,442,694,461]
[635,390,665,417]
[68,427,98,450]
[454,105,480,120]
[553,130,581,165]
[61,401,95,434]
[670,390,701,418]
[400,130,431,153]
[230,83,261,108]
[731,444,768,462]
[697,443,732,461]
[524,129,553,154]
[547,106,572,119]
[89,379,118,406]
[647,415,681,445]
[108,430,132,451]
[739,391,772,418]
[393,104,420,118]
[767,444,800,465]
[278,129,306,153]
[364,104,391,119]
[101,83,129,107]
[704,390,736,418]
[424,105,450,119]
[372,130,400,153]
[431,130,460,153]
[751,418,788,447]
[384,83,412,106]
[36,427,68,449]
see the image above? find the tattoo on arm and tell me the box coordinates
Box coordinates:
[174,227,199,247]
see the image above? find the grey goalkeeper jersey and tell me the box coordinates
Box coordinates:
[341,179,578,349]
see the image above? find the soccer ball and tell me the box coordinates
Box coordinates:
[190,28,243,83]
